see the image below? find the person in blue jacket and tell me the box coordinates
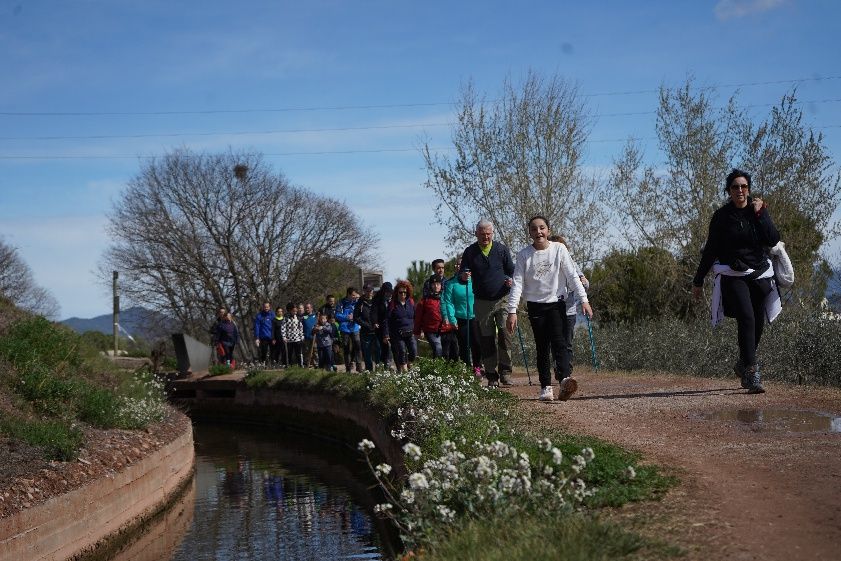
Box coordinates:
[336,287,362,372]
[300,303,318,367]
[253,302,274,364]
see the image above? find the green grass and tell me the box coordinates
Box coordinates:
[245,366,371,402]
[419,512,679,561]
[0,415,83,461]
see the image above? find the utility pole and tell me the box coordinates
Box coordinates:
[113,271,119,356]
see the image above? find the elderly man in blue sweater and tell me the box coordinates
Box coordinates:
[458,220,515,387]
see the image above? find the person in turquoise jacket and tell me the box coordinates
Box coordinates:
[441,274,483,376]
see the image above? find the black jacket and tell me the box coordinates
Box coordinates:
[354,298,376,334]
[459,241,515,301]
[693,198,780,286]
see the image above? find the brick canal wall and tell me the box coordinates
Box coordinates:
[0,423,194,561]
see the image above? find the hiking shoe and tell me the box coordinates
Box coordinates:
[558,377,578,401]
[745,365,765,394]
[500,374,513,387]
[733,361,750,389]
[487,378,500,388]
[538,386,554,401]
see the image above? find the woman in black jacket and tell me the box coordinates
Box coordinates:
[692,169,780,394]
[370,282,394,369]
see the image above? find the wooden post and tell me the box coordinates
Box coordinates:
[113,271,119,356]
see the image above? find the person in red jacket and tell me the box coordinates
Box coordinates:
[414,275,455,359]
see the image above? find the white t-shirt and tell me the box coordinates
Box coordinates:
[507,241,588,313]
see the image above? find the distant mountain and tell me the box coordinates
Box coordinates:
[61,306,177,341]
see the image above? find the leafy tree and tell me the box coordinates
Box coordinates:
[101,149,379,359]
[610,80,840,307]
[406,260,432,293]
[587,247,688,324]
[422,71,609,265]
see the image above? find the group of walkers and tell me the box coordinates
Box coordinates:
[211,167,782,399]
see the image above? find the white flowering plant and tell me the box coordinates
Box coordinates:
[359,358,605,547]
[360,435,597,547]
[115,370,167,429]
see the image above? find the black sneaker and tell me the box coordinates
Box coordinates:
[745,365,765,394]
[733,361,750,389]
[487,378,500,388]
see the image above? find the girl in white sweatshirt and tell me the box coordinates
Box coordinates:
[506,216,593,401]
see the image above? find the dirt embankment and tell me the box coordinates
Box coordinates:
[509,369,841,561]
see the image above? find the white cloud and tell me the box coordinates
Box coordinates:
[714,0,786,21]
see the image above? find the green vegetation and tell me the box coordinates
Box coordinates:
[419,513,680,561]
[208,364,233,376]
[0,301,168,461]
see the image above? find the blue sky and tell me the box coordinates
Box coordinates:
[1,0,839,318]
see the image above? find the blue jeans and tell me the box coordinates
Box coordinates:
[393,333,417,366]
[360,331,377,371]
[425,332,443,358]
[317,346,334,371]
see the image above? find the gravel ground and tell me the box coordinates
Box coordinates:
[506,367,841,561]
[0,407,190,520]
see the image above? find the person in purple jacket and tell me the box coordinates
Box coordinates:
[387,280,416,372]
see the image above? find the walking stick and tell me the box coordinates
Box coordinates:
[585,314,599,371]
[465,278,472,367]
[515,323,533,386]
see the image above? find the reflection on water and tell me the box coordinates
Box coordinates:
[111,423,386,561]
[702,409,841,433]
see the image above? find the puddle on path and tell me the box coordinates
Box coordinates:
[701,409,841,433]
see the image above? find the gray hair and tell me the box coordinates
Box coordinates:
[475,219,494,231]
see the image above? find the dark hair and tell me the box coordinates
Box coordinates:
[528,215,551,230]
[431,258,445,268]
[725,169,751,192]
[286,302,296,311]
[346,286,357,296]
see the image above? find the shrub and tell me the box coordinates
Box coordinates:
[0,316,82,372]
[574,309,841,386]
[208,364,232,376]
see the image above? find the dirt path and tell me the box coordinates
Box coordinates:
[507,368,841,561]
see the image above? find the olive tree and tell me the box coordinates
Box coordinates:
[610,80,840,305]
[0,238,60,319]
[101,149,379,357]
[422,71,609,265]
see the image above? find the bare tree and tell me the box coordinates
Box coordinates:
[422,71,609,265]
[610,80,841,303]
[101,149,379,358]
[0,238,60,318]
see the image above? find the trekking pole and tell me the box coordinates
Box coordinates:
[515,322,533,386]
[585,314,599,371]
[465,282,470,366]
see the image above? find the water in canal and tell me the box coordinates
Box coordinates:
[110,422,391,561]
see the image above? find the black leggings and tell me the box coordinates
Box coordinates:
[721,276,773,367]
[526,301,566,388]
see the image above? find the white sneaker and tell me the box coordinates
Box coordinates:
[538,386,554,401]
